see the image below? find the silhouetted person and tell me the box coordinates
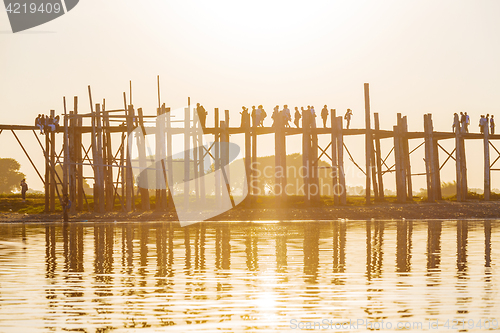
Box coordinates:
[344,109,352,129]
[452,113,459,133]
[294,107,301,128]
[251,106,257,127]
[464,112,470,133]
[321,105,329,128]
[35,114,43,134]
[41,115,47,134]
[271,105,280,127]
[54,115,60,131]
[491,115,495,135]
[479,115,486,133]
[301,106,308,127]
[47,115,55,132]
[20,179,28,202]
[240,106,250,128]
[283,105,291,127]
[259,105,267,127]
[310,106,317,128]
[196,103,208,128]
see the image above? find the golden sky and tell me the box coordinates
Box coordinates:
[1,0,500,192]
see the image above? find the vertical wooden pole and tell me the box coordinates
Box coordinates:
[103,111,114,211]
[331,109,339,205]
[461,135,467,199]
[49,109,56,212]
[245,110,251,205]
[137,108,150,211]
[68,110,76,213]
[402,116,412,200]
[429,115,440,200]
[454,114,463,201]
[374,113,384,199]
[364,83,372,204]
[281,113,287,200]
[424,114,434,201]
[336,116,347,205]
[302,109,310,204]
[45,118,50,213]
[484,122,490,200]
[193,112,199,201]
[224,110,230,184]
[310,118,319,202]
[166,107,173,208]
[125,105,134,212]
[119,130,126,211]
[214,108,220,206]
[156,107,162,210]
[275,111,282,201]
[95,104,105,213]
[251,108,257,200]
[198,109,206,205]
[74,97,83,211]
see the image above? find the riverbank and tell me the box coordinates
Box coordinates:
[1,198,499,222]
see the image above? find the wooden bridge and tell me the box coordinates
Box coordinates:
[1,83,498,215]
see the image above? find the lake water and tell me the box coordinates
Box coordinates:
[0,220,498,332]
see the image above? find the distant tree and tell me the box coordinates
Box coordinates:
[0,158,26,193]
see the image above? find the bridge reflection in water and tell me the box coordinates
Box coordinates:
[0,220,497,332]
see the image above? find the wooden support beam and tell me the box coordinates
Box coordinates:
[402,116,412,200]
[330,109,339,205]
[364,83,372,205]
[49,109,56,212]
[302,107,311,204]
[95,104,105,213]
[166,107,174,208]
[336,116,346,205]
[374,113,384,199]
[137,108,150,211]
[125,105,134,212]
[244,108,251,206]
[214,108,221,206]
[484,122,490,200]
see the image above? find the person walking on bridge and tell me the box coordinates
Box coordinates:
[344,109,353,129]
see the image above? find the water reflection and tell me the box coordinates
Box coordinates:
[0,220,497,332]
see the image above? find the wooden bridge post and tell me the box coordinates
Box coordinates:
[137,108,150,211]
[103,110,114,211]
[184,106,191,209]
[310,115,319,203]
[165,107,173,208]
[198,106,206,205]
[336,116,347,205]
[49,109,56,212]
[402,116,412,200]
[424,114,434,201]
[454,114,464,201]
[429,115,441,200]
[192,112,199,201]
[95,104,105,213]
[484,122,490,200]
[156,107,164,211]
[224,110,230,184]
[75,98,84,211]
[68,109,76,213]
[251,108,257,200]
[364,83,372,204]
[125,105,134,212]
[244,109,251,206]
[330,109,339,205]
[394,114,406,202]
[302,108,311,204]
[214,108,221,206]
[374,113,384,199]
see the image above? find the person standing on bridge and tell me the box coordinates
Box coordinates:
[310,106,317,128]
[20,179,28,203]
[344,109,353,129]
[491,115,495,135]
[452,113,459,133]
[240,106,250,128]
[321,105,329,128]
[251,106,258,127]
[479,115,486,134]
[294,107,301,128]
[460,112,466,133]
[283,105,291,127]
[35,114,43,134]
[196,103,208,129]
[465,112,470,133]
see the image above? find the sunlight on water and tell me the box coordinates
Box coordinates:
[0,220,498,332]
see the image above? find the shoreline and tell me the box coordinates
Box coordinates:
[1,200,499,223]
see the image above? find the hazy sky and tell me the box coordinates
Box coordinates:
[1,0,500,192]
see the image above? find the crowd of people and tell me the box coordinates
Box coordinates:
[198,103,354,129]
[35,114,60,134]
[452,112,495,135]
